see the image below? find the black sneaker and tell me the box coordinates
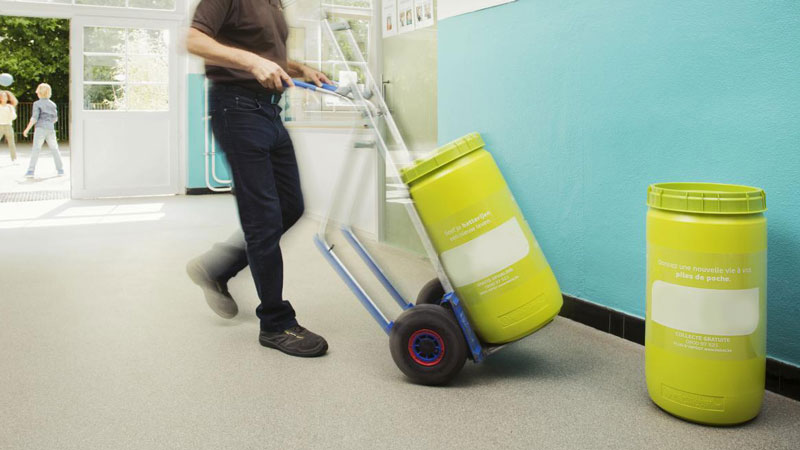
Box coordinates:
[259,325,328,357]
[186,257,238,319]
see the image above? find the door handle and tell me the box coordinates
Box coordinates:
[382,76,391,112]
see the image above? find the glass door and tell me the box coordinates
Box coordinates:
[70,16,180,198]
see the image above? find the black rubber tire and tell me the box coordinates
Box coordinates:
[389,304,467,385]
[416,278,445,305]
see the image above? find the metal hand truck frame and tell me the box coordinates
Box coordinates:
[298,18,506,385]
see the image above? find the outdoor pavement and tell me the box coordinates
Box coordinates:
[0,142,71,194]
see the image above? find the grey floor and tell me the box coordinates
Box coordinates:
[1,195,798,450]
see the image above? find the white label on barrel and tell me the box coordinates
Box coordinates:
[440,217,529,288]
[651,280,759,336]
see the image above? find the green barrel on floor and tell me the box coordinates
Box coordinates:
[645,182,767,425]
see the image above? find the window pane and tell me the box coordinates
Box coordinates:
[322,62,365,84]
[127,28,169,55]
[16,0,175,9]
[329,0,372,6]
[84,55,125,82]
[83,26,170,112]
[349,19,370,56]
[127,0,175,10]
[127,84,168,111]
[84,84,124,110]
[16,0,71,4]
[75,0,126,7]
[128,55,168,83]
[84,27,126,53]
[324,18,369,62]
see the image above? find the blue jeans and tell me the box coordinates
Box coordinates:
[209,84,303,332]
[28,128,64,173]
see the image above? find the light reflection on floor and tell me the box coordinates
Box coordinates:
[0,200,165,229]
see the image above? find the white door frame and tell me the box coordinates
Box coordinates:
[0,1,187,198]
[0,1,187,21]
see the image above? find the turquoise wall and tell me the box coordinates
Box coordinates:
[187,73,231,189]
[438,1,800,365]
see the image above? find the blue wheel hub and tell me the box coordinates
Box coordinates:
[408,329,445,366]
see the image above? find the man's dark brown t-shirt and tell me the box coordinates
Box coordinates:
[191,0,289,93]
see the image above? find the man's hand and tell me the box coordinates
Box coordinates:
[301,66,333,88]
[248,55,294,91]
[22,127,30,138]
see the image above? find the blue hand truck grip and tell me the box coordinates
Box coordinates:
[286,79,338,93]
[289,80,316,90]
[320,82,338,92]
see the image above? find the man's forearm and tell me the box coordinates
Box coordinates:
[186,27,258,73]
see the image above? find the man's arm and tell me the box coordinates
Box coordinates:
[22,103,38,138]
[185,27,293,91]
[287,60,333,87]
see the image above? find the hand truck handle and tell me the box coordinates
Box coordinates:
[286,79,339,93]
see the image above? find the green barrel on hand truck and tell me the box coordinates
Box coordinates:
[399,133,563,345]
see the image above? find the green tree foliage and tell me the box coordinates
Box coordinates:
[0,17,69,103]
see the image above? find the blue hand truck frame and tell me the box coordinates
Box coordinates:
[290,17,505,370]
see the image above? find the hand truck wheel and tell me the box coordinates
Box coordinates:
[415,278,445,305]
[389,304,467,385]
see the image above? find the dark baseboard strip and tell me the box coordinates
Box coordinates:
[185,187,231,196]
[558,294,800,402]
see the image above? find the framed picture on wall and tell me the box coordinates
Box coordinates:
[415,0,435,29]
[383,0,398,38]
[398,0,415,34]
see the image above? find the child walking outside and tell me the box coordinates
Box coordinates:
[22,83,64,178]
[0,90,18,164]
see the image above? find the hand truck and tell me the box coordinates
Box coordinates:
[292,18,510,385]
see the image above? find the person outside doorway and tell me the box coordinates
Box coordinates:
[0,90,18,164]
[22,83,64,178]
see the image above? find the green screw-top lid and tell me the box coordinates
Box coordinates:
[400,132,486,185]
[647,182,766,214]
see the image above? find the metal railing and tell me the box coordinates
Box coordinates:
[12,102,70,143]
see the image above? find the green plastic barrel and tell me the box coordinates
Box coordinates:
[400,133,562,344]
[646,182,767,425]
